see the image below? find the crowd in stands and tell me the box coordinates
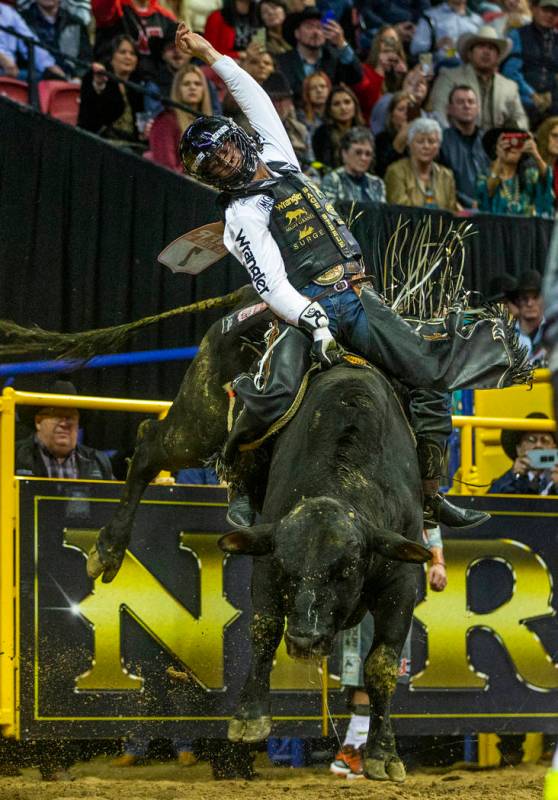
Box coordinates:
[3,0,558,215]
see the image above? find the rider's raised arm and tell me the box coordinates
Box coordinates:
[175,25,299,168]
[211,55,299,168]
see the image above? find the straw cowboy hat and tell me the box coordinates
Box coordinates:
[458,25,512,64]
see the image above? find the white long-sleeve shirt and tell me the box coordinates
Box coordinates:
[212,56,311,326]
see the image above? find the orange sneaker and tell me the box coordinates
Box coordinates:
[330,745,363,777]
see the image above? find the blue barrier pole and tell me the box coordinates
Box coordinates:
[0,346,199,377]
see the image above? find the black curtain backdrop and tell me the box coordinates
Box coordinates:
[0,97,553,454]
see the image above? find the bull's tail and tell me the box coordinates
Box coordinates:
[0,288,247,361]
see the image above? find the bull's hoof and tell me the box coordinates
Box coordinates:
[227,718,247,743]
[86,540,124,584]
[364,758,389,781]
[242,716,272,743]
[386,757,406,782]
[227,715,271,743]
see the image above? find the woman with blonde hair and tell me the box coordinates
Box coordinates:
[149,63,212,173]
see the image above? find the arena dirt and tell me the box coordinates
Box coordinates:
[0,755,546,800]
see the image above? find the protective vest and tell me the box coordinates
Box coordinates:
[222,165,362,290]
[518,24,558,99]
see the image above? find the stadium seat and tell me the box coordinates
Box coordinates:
[0,77,29,105]
[38,80,80,125]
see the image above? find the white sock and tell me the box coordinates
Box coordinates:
[343,713,369,749]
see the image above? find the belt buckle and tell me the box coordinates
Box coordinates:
[333,279,349,293]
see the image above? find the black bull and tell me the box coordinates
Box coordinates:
[88,292,430,781]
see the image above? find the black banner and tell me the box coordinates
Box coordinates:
[16,480,558,739]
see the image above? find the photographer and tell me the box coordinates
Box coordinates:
[489,412,558,494]
[475,126,553,217]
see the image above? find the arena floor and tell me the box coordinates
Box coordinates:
[0,755,546,800]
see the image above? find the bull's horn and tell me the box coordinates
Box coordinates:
[218,523,275,555]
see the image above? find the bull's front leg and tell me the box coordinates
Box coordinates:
[228,557,284,744]
[362,570,418,782]
[363,642,404,782]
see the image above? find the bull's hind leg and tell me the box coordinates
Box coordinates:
[87,417,170,583]
[228,557,284,744]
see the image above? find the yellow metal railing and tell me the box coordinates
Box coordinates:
[0,387,172,736]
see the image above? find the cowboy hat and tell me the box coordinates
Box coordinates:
[283,6,323,47]
[501,412,554,460]
[457,25,512,63]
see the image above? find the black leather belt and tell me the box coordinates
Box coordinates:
[307,273,371,305]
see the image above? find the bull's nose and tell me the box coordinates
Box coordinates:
[284,631,332,658]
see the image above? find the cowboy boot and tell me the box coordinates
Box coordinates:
[418,441,490,530]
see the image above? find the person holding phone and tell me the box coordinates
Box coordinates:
[475,125,553,217]
[489,412,558,494]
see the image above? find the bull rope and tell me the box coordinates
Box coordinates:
[0,288,247,361]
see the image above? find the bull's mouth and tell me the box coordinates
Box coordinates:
[284,632,332,661]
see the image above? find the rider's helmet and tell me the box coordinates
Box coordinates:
[179,116,263,191]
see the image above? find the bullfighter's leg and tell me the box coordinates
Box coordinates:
[362,566,420,782]
[228,556,285,743]
[223,325,312,527]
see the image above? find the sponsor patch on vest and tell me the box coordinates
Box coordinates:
[275,191,303,211]
[235,229,270,295]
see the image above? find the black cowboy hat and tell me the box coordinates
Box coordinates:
[283,6,322,47]
[510,269,543,298]
[15,376,80,429]
[481,126,528,160]
[501,412,554,460]
[486,272,519,303]
[263,71,293,100]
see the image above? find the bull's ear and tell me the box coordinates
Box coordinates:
[218,523,275,555]
[372,529,432,563]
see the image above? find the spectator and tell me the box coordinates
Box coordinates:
[355,0,431,49]
[92,0,177,83]
[276,7,362,105]
[149,64,212,172]
[21,0,92,79]
[312,83,364,167]
[371,62,438,134]
[476,126,554,217]
[482,0,531,37]
[297,70,332,137]
[410,0,483,68]
[385,117,459,210]
[430,25,528,131]
[78,34,152,150]
[507,269,546,363]
[0,1,64,78]
[321,126,386,203]
[489,412,557,494]
[353,25,407,122]
[374,90,412,177]
[501,0,558,129]
[263,70,314,165]
[536,115,558,209]
[204,0,259,60]
[17,0,91,26]
[258,0,291,55]
[438,85,490,208]
[15,380,114,480]
[182,0,222,35]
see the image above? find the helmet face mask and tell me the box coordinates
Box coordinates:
[180,116,263,191]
